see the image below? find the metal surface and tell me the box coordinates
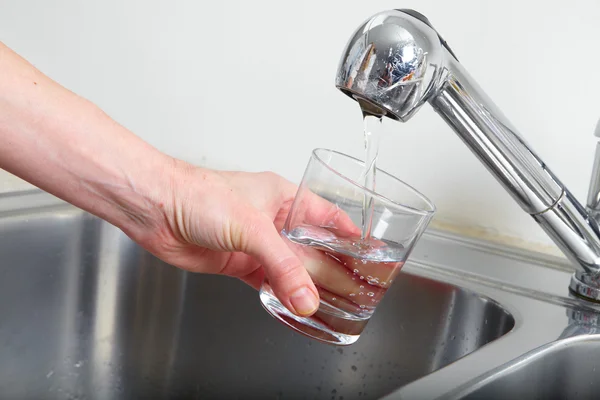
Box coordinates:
[447,335,600,400]
[5,191,600,398]
[0,192,513,400]
[586,120,600,220]
[335,9,600,301]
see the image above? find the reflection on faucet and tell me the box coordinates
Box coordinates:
[335,9,600,302]
[560,306,600,339]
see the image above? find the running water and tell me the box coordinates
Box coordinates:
[359,109,383,239]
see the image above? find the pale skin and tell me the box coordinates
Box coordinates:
[0,41,355,317]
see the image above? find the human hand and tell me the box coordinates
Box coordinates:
[138,162,359,317]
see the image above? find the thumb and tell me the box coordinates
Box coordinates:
[239,214,320,317]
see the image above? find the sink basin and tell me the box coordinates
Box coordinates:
[453,335,600,400]
[0,205,514,399]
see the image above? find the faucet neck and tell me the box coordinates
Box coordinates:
[429,50,600,298]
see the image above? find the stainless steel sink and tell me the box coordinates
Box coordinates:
[0,192,514,399]
[450,334,600,400]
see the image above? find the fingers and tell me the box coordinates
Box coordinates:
[239,214,320,317]
[274,175,360,238]
[293,243,387,305]
[295,190,362,238]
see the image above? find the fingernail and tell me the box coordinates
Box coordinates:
[290,287,319,316]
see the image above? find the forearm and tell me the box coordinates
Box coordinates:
[0,42,175,241]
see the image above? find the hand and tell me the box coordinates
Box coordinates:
[138,162,358,317]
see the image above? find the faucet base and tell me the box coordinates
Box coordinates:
[569,272,600,302]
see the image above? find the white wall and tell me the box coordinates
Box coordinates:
[1,0,599,252]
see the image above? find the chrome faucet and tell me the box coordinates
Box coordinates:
[335,9,600,302]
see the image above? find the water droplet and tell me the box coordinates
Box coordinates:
[46,370,54,379]
[359,292,364,296]
[360,276,364,280]
[367,292,374,297]
[353,269,359,273]
[361,259,367,264]
[360,305,366,309]
[349,293,356,297]
[332,297,336,301]
[74,360,83,368]
[360,285,365,289]
[371,299,376,302]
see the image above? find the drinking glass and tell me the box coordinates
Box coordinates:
[260,148,435,345]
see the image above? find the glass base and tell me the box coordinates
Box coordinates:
[259,284,363,346]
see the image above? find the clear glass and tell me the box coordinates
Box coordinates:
[259,149,435,345]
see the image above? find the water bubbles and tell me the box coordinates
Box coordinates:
[349,293,356,297]
[367,277,380,285]
[353,269,359,273]
[359,292,364,296]
[332,297,336,301]
[359,285,365,289]
[367,292,375,297]
[360,276,364,280]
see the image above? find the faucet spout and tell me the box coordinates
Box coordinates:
[335,9,600,301]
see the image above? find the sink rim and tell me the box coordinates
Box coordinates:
[442,333,600,399]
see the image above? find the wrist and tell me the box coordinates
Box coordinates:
[118,152,182,249]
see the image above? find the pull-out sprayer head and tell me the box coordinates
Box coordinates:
[335,9,451,122]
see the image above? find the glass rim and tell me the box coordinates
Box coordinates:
[311,148,436,216]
